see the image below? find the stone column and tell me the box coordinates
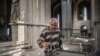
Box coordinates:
[61,0,72,38]
[32,0,51,49]
[24,0,34,48]
[32,0,40,49]
[91,0,95,26]
[12,0,27,56]
[93,0,100,53]
[23,0,51,56]
[11,0,51,56]
[45,0,51,24]
[11,0,19,42]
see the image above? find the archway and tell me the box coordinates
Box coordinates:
[51,0,62,29]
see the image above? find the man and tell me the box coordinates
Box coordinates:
[37,18,62,56]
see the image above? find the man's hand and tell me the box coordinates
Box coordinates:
[41,42,48,49]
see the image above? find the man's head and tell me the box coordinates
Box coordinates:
[49,18,58,29]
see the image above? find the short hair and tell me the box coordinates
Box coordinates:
[49,18,58,24]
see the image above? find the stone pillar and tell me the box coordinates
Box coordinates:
[61,0,72,38]
[11,0,19,42]
[45,0,51,24]
[11,0,51,56]
[93,0,100,54]
[94,0,100,21]
[23,0,51,56]
[32,0,40,49]
[91,0,95,26]
[24,0,34,48]
[12,0,27,56]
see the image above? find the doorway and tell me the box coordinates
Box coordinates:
[51,0,62,29]
[0,0,12,42]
